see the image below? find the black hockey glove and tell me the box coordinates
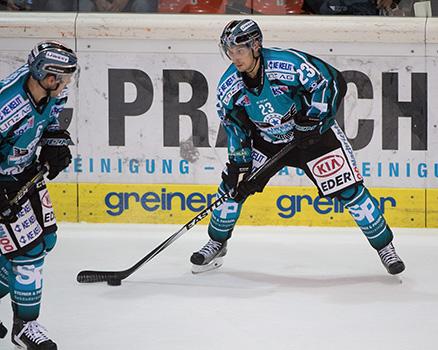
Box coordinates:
[293,113,323,150]
[0,190,20,224]
[222,161,254,203]
[38,130,73,180]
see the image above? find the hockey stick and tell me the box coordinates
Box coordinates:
[76,140,298,284]
[1,165,47,207]
[0,165,48,222]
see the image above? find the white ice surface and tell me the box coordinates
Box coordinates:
[1,224,437,350]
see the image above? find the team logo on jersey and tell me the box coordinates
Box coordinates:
[0,94,25,121]
[263,113,283,126]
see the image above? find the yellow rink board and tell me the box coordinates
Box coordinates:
[68,183,428,228]
[427,188,438,228]
[46,183,78,222]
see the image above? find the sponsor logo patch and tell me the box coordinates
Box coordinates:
[45,51,69,63]
[39,189,56,226]
[10,200,43,250]
[312,154,345,178]
[0,95,25,121]
[0,104,32,132]
[307,148,360,195]
[267,60,294,72]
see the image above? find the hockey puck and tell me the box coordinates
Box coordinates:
[107,279,122,286]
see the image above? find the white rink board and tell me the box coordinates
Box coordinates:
[0,14,437,188]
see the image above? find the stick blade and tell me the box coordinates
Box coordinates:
[76,270,123,284]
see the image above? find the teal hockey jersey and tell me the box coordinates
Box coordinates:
[0,64,67,178]
[217,47,345,164]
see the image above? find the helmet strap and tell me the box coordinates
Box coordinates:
[37,77,60,95]
[242,55,263,92]
[246,54,260,77]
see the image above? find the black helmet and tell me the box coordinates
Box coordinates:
[220,19,263,57]
[28,41,77,81]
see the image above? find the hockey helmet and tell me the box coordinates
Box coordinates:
[28,41,78,81]
[220,19,263,58]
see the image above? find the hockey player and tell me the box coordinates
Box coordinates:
[0,41,77,349]
[191,19,405,276]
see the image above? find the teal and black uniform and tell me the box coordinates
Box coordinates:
[0,64,65,321]
[0,64,67,178]
[217,47,345,161]
[209,46,394,252]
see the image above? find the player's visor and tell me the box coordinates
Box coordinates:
[220,43,252,60]
[54,64,80,86]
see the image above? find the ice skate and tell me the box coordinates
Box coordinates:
[0,321,7,338]
[378,242,405,275]
[12,318,57,350]
[191,239,227,274]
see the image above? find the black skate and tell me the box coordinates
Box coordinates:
[378,242,405,275]
[0,321,7,338]
[12,318,57,349]
[190,239,227,274]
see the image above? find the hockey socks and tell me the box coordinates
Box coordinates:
[340,185,393,250]
[339,185,405,274]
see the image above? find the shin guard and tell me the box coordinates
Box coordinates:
[8,243,46,322]
[207,183,243,242]
[338,185,393,250]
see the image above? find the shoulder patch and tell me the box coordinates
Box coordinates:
[217,71,244,106]
[266,59,297,82]
[0,94,26,122]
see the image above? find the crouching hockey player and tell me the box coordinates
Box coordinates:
[191,19,405,276]
[0,41,77,349]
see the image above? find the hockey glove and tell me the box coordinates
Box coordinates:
[222,161,253,203]
[38,130,73,180]
[293,113,323,150]
[0,190,20,224]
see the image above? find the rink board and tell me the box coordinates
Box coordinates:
[427,188,438,227]
[44,183,429,228]
[46,183,78,222]
[2,14,437,228]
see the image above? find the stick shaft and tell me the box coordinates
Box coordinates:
[77,141,297,283]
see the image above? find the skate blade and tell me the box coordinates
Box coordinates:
[191,257,224,274]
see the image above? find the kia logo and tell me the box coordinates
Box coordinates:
[312,155,345,178]
[41,191,52,208]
